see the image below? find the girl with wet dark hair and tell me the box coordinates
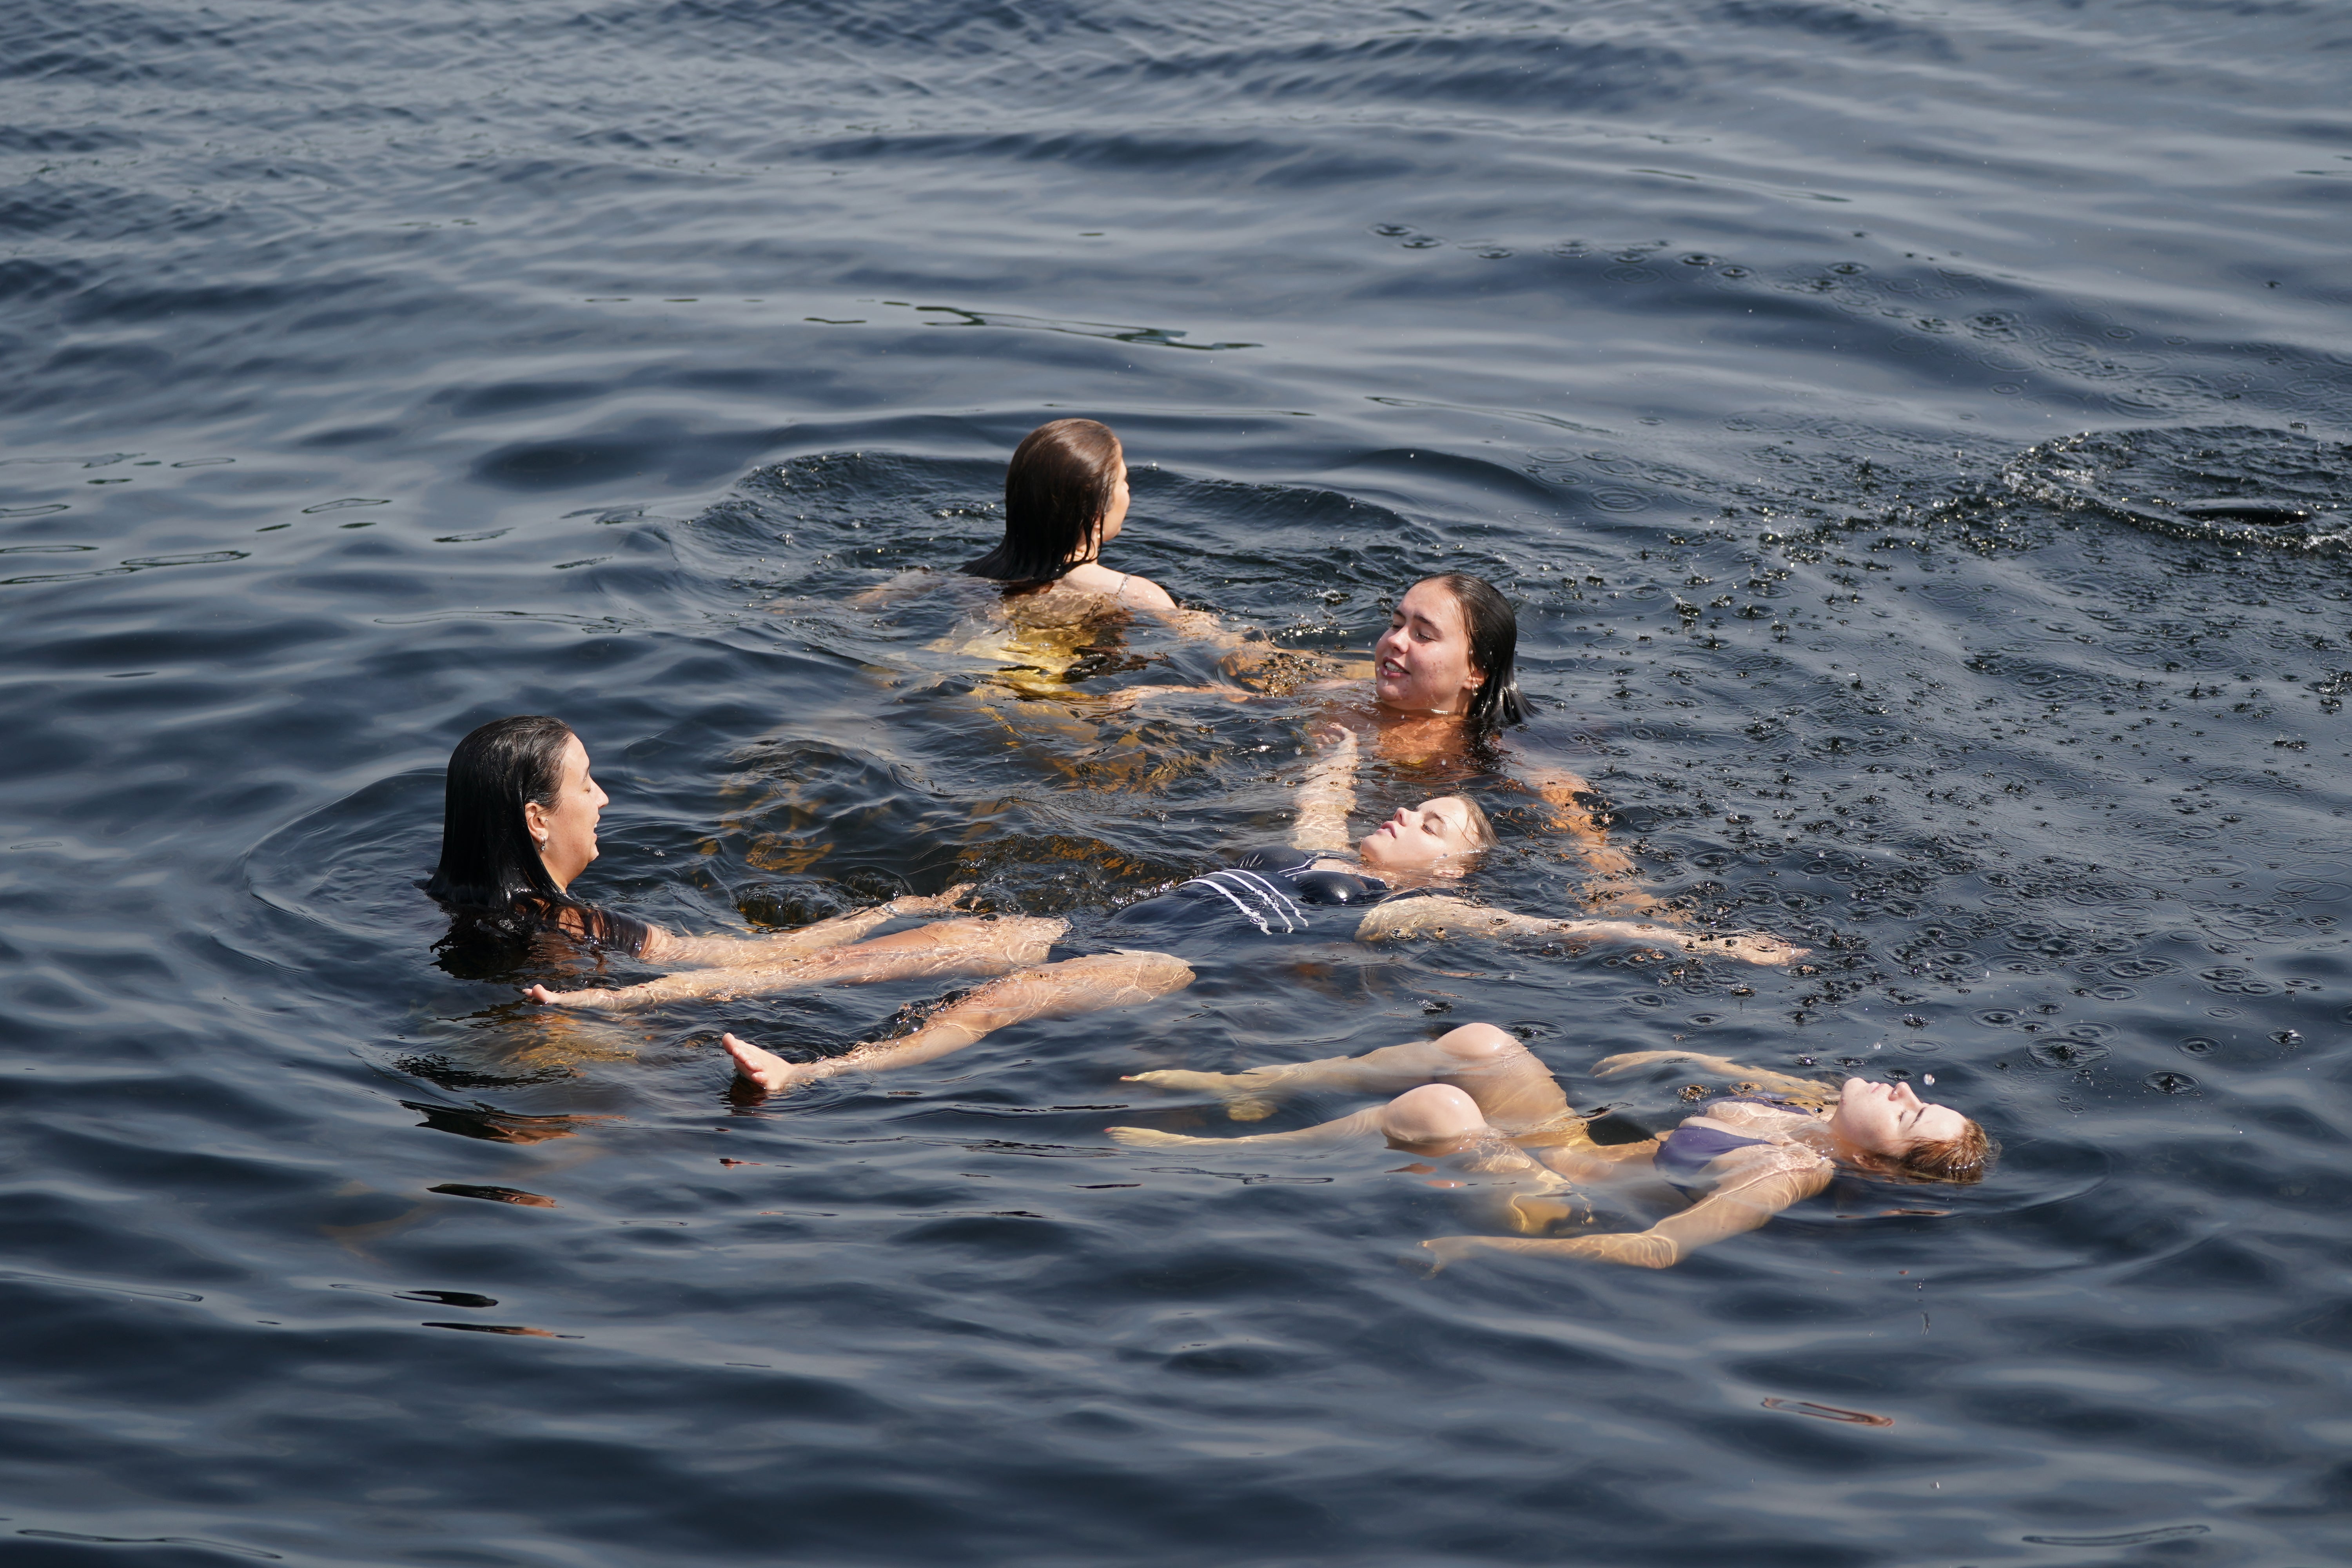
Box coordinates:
[1129,570,1632,891]
[1327,572,1627,886]
[1122,571,1526,739]
[428,714,981,966]
[449,715,1198,1088]
[1413,572,1527,739]
[959,419,1171,606]
[856,419,1241,683]
[1367,572,1524,742]
[425,714,653,957]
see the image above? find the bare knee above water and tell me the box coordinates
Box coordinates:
[1378,1083,1490,1148]
[1432,1021,1523,1064]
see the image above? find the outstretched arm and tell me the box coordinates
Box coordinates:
[1098,655,1369,711]
[1592,1050,1825,1095]
[1424,1162,1831,1270]
[529,915,1065,1010]
[1132,594,1252,650]
[1512,760,1637,882]
[847,567,944,610]
[1353,896,1805,966]
[641,887,974,969]
[1292,725,1360,854]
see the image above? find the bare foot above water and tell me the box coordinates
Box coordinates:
[722,1031,828,1096]
[524,982,614,1007]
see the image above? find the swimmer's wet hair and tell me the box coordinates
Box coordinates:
[1419,573,1526,740]
[1455,794,1499,852]
[961,418,1125,584]
[1866,1118,1998,1186]
[425,714,644,951]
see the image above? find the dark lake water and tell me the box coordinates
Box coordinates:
[5,2,2352,1564]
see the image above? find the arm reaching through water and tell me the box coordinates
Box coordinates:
[1423,1160,1834,1270]
[638,886,976,969]
[1292,725,1360,855]
[1512,759,1637,883]
[847,568,944,611]
[1591,1050,1828,1096]
[1352,896,1806,966]
[528,914,1067,1010]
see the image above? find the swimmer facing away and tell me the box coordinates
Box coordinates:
[960,418,1172,610]
[1111,1029,1993,1269]
[428,715,1194,1085]
[857,417,1235,642]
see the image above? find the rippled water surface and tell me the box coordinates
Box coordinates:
[6,2,2352,1564]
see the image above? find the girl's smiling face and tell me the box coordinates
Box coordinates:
[1373,579,1485,716]
[1828,1077,1967,1158]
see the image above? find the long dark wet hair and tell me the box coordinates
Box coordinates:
[423,714,646,952]
[1423,573,1528,740]
[958,418,1124,584]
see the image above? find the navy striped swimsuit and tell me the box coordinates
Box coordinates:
[1107,846,1390,944]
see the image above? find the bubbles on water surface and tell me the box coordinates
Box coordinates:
[2029,1038,2110,1069]
[2004,426,2352,550]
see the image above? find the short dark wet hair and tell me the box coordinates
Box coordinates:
[959,419,1125,584]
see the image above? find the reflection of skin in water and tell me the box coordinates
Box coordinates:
[400,1100,617,1144]
[1114,1029,1993,1269]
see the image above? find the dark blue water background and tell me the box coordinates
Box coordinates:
[5,2,2352,1564]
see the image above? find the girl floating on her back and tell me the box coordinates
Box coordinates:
[1112,1029,1993,1269]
